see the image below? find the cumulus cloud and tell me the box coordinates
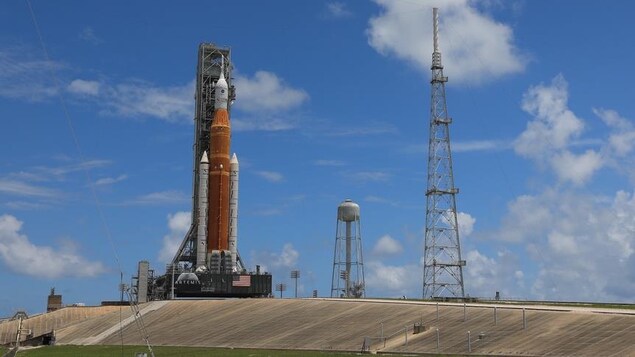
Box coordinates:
[457,211,476,238]
[157,211,191,263]
[365,261,419,297]
[231,71,308,131]
[372,235,403,256]
[234,71,308,113]
[549,150,602,186]
[464,249,525,298]
[367,0,526,84]
[491,189,635,301]
[516,75,584,157]
[0,214,105,278]
[253,243,300,275]
[594,108,635,157]
[514,75,602,185]
[67,79,100,96]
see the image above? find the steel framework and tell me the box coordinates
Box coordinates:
[171,43,243,271]
[422,8,466,299]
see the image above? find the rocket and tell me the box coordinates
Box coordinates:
[206,57,239,272]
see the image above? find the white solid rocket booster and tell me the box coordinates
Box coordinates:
[229,153,239,270]
[196,151,209,268]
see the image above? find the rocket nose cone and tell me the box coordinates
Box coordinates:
[201,151,209,163]
[230,153,238,164]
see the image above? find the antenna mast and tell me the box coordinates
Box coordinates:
[423,8,466,299]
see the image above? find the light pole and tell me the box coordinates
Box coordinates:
[276,283,287,298]
[290,270,300,298]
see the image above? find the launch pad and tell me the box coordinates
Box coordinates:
[135,43,272,301]
[156,272,272,298]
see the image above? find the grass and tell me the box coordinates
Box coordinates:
[16,345,451,357]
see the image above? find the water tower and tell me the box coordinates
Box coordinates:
[330,199,365,298]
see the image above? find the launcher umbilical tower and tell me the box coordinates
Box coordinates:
[422,8,466,299]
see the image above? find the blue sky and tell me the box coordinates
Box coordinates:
[1,0,635,314]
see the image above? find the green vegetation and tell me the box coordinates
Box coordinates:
[16,345,437,357]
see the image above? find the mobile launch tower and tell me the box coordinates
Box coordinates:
[143,43,271,299]
[422,9,466,299]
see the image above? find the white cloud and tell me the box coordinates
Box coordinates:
[549,149,602,186]
[364,195,398,206]
[496,194,551,243]
[456,211,475,238]
[230,70,308,131]
[67,79,100,96]
[514,75,603,185]
[594,108,635,157]
[232,116,299,132]
[326,2,352,18]
[126,190,189,205]
[94,174,128,186]
[255,171,284,183]
[0,214,105,278]
[367,0,526,84]
[547,231,577,255]
[234,71,308,113]
[365,261,419,296]
[453,140,506,153]
[491,189,635,301]
[346,171,391,182]
[103,79,194,122]
[43,159,112,178]
[0,179,58,198]
[0,49,60,100]
[372,235,403,256]
[254,243,300,274]
[515,75,584,158]
[464,249,525,299]
[157,211,191,263]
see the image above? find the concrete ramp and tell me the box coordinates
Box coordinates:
[52,299,635,356]
[0,306,122,345]
[57,301,169,345]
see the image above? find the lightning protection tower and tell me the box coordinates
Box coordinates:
[422,8,466,299]
[331,199,365,298]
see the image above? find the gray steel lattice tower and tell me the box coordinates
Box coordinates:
[422,8,466,299]
[331,199,365,298]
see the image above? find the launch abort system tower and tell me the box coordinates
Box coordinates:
[422,9,466,299]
